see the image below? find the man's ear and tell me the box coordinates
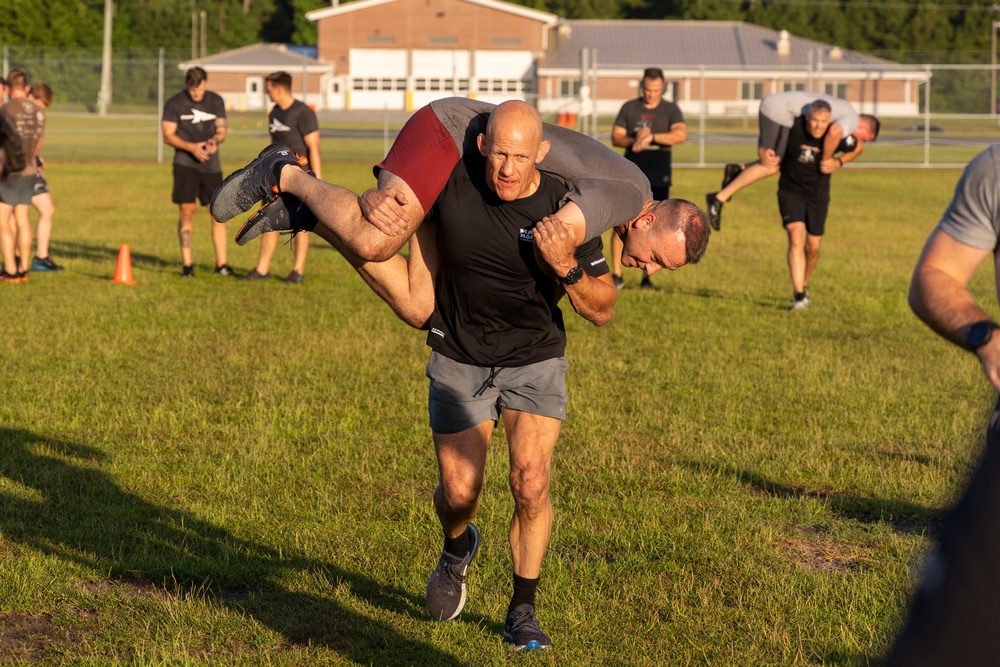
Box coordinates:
[535,139,551,164]
[477,133,487,156]
[633,211,655,230]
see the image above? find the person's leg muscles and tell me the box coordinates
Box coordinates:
[32,192,54,259]
[433,422,493,538]
[0,204,15,274]
[611,233,623,279]
[178,203,197,265]
[291,231,309,274]
[255,231,279,275]
[803,234,822,288]
[502,409,560,579]
[210,216,228,267]
[13,205,31,272]
[786,222,807,294]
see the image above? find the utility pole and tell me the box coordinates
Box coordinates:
[97,0,113,115]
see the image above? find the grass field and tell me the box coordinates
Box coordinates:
[0,158,996,665]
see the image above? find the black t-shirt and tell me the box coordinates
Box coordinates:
[778,115,853,200]
[613,98,685,189]
[268,99,319,166]
[426,151,608,367]
[162,89,226,172]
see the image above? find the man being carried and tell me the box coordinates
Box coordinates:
[705,91,879,231]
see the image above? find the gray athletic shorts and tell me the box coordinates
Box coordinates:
[33,173,49,196]
[425,351,568,434]
[758,113,791,157]
[0,174,36,206]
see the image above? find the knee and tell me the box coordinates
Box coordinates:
[509,465,551,513]
[438,479,480,515]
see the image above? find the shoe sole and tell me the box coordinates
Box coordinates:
[236,193,318,247]
[426,524,480,621]
[211,144,293,223]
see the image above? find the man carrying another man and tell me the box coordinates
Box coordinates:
[212,97,710,650]
[705,91,879,231]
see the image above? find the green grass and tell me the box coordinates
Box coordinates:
[0,161,994,664]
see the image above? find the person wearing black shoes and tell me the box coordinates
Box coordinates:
[774,99,863,310]
[0,70,41,283]
[706,91,878,232]
[611,67,686,289]
[884,143,1000,666]
[161,67,233,278]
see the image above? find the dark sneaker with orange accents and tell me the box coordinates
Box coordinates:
[210,144,309,223]
[503,604,552,652]
[235,192,318,247]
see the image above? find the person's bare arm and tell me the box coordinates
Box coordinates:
[303,130,322,180]
[821,122,843,163]
[652,121,687,147]
[611,125,634,149]
[909,228,1000,391]
[162,120,208,162]
[821,140,863,174]
[533,214,616,327]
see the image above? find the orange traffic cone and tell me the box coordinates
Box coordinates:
[111,244,136,285]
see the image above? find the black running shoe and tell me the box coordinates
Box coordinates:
[31,256,63,272]
[705,192,723,231]
[640,275,655,289]
[426,524,480,621]
[235,192,319,247]
[240,269,270,281]
[214,263,235,277]
[284,270,304,284]
[612,274,624,291]
[721,163,744,191]
[503,604,552,652]
[211,144,308,223]
[181,264,194,278]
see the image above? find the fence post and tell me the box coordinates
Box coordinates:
[923,64,931,167]
[699,67,705,167]
[157,48,164,164]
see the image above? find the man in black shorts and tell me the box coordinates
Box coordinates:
[161,67,232,278]
[241,71,321,284]
[777,99,863,310]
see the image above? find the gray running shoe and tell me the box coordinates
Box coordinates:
[210,144,308,223]
[426,524,480,621]
[240,269,270,281]
[235,192,319,247]
[503,604,552,652]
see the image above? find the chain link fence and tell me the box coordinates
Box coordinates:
[5,46,1000,168]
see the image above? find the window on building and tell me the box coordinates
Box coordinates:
[429,36,457,45]
[740,81,764,101]
[559,79,581,97]
[477,79,489,91]
[824,82,848,98]
[365,35,395,44]
[395,78,406,90]
[492,80,504,92]
[491,36,520,46]
[782,82,806,92]
[458,79,469,91]
[430,79,441,91]
[415,79,427,91]
[444,80,454,91]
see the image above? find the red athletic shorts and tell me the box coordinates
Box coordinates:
[374,104,462,214]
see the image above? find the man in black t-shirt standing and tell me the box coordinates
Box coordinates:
[421,101,616,651]
[161,67,231,278]
[242,71,321,284]
[778,99,863,310]
[611,67,686,289]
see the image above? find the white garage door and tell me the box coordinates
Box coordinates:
[473,50,534,105]
[349,48,407,110]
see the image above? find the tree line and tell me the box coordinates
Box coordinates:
[1,0,996,64]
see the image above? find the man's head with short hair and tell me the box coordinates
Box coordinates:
[640,67,665,108]
[619,198,710,274]
[185,67,208,102]
[264,71,293,104]
[7,71,27,91]
[477,100,550,202]
[805,99,833,139]
[857,114,880,143]
[29,82,52,108]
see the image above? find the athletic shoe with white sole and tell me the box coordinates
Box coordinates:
[503,604,552,652]
[426,523,480,621]
[210,144,310,223]
[792,293,810,310]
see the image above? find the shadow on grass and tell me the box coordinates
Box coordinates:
[51,240,171,271]
[681,460,942,536]
[629,281,790,309]
[0,427,467,664]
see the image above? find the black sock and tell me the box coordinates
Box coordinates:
[794,291,807,300]
[508,574,539,613]
[443,527,470,558]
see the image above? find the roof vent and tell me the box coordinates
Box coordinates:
[828,46,843,63]
[557,22,572,39]
[777,30,791,58]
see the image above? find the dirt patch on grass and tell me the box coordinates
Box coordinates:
[779,526,874,573]
[0,612,79,663]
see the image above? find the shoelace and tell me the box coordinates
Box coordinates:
[506,608,541,636]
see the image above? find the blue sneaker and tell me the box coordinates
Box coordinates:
[503,604,552,651]
[31,256,63,272]
[425,524,480,621]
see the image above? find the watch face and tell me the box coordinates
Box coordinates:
[563,266,583,285]
[968,322,995,350]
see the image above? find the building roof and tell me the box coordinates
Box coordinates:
[180,43,331,73]
[539,20,917,72]
[306,0,558,25]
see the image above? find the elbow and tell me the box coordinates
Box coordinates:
[590,308,614,327]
